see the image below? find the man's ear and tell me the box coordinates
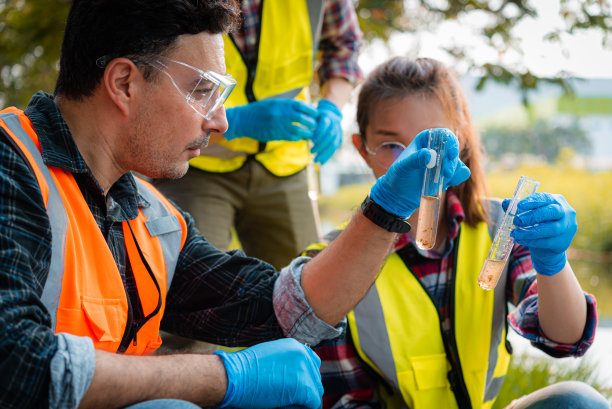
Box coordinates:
[352,133,368,161]
[102,58,141,117]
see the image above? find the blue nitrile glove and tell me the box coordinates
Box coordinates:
[224,99,318,142]
[369,128,471,218]
[502,193,577,276]
[214,338,323,409]
[310,99,343,165]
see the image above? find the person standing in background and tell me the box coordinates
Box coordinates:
[155,0,362,270]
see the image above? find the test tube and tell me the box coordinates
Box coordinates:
[477,176,540,290]
[415,129,447,250]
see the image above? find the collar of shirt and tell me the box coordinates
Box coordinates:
[395,190,466,258]
[23,91,147,221]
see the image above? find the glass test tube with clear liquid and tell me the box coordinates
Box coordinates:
[477,176,540,290]
[415,129,447,250]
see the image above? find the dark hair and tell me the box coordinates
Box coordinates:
[356,57,489,226]
[54,0,240,100]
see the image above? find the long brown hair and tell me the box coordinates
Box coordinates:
[356,57,489,226]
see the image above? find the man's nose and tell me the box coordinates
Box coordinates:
[204,105,229,135]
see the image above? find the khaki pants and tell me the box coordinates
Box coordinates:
[154,159,318,270]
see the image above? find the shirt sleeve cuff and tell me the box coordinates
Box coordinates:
[508,292,598,358]
[273,256,346,345]
[49,333,95,409]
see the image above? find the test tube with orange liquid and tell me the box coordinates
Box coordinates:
[477,176,540,290]
[415,129,448,250]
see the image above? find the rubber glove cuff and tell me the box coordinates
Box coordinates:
[214,350,242,408]
[317,98,342,118]
[531,252,567,276]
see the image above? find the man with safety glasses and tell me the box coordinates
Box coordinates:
[0,1,470,409]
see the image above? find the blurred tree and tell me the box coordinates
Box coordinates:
[356,0,611,106]
[0,0,70,107]
[481,119,591,162]
[0,0,610,108]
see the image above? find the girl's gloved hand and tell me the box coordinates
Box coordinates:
[214,338,323,409]
[502,193,577,276]
[369,128,470,218]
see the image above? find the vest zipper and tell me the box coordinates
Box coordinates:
[117,295,135,354]
[116,221,163,353]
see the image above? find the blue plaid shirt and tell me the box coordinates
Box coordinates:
[0,92,342,408]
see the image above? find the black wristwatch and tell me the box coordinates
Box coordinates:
[361,195,411,233]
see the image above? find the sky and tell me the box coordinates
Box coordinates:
[358,0,612,79]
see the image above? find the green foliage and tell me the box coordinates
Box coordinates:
[558,97,612,116]
[0,0,70,108]
[355,0,410,42]
[1,1,610,108]
[486,164,612,253]
[492,352,611,408]
[481,119,591,162]
[356,0,612,105]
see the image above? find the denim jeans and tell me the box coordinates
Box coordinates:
[123,399,201,409]
[506,381,610,409]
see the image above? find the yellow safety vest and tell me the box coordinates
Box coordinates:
[304,202,510,409]
[190,0,325,176]
[348,218,511,409]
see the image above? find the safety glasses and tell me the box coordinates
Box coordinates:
[365,141,407,169]
[97,55,236,120]
[148,58,236,120]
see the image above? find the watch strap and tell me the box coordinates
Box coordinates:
[361,195,411,233]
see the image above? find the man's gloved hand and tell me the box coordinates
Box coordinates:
[310,99,343,165]
[369,128,471,218]
[224,99,318,142]
[214,338,323,409]
[502,193,577,276]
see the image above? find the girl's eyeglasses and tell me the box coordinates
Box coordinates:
[364,141,407,169]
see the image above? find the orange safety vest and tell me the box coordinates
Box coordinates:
[0,107,187,355]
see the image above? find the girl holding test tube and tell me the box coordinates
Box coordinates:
[304,57,607,409]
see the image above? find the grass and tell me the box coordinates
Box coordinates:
[492,352,611,408]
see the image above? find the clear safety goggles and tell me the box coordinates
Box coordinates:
[97,55,236,120]
[365,141,407,169]
[149,58,236,120]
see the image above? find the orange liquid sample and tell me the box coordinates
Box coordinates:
[415,196,440,250]
[477,259,507,290]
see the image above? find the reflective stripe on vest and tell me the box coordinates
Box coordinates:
[348,201,510,409]
[0,111,69,331]
[0,108,187,355]
[190,0,325,176]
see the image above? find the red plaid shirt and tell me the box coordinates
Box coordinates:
[232,0,363,86]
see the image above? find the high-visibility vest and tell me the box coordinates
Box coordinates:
[189,0,325,176]
[349,209,510,409]
[307,201,510,409]
[0,107,187,355]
